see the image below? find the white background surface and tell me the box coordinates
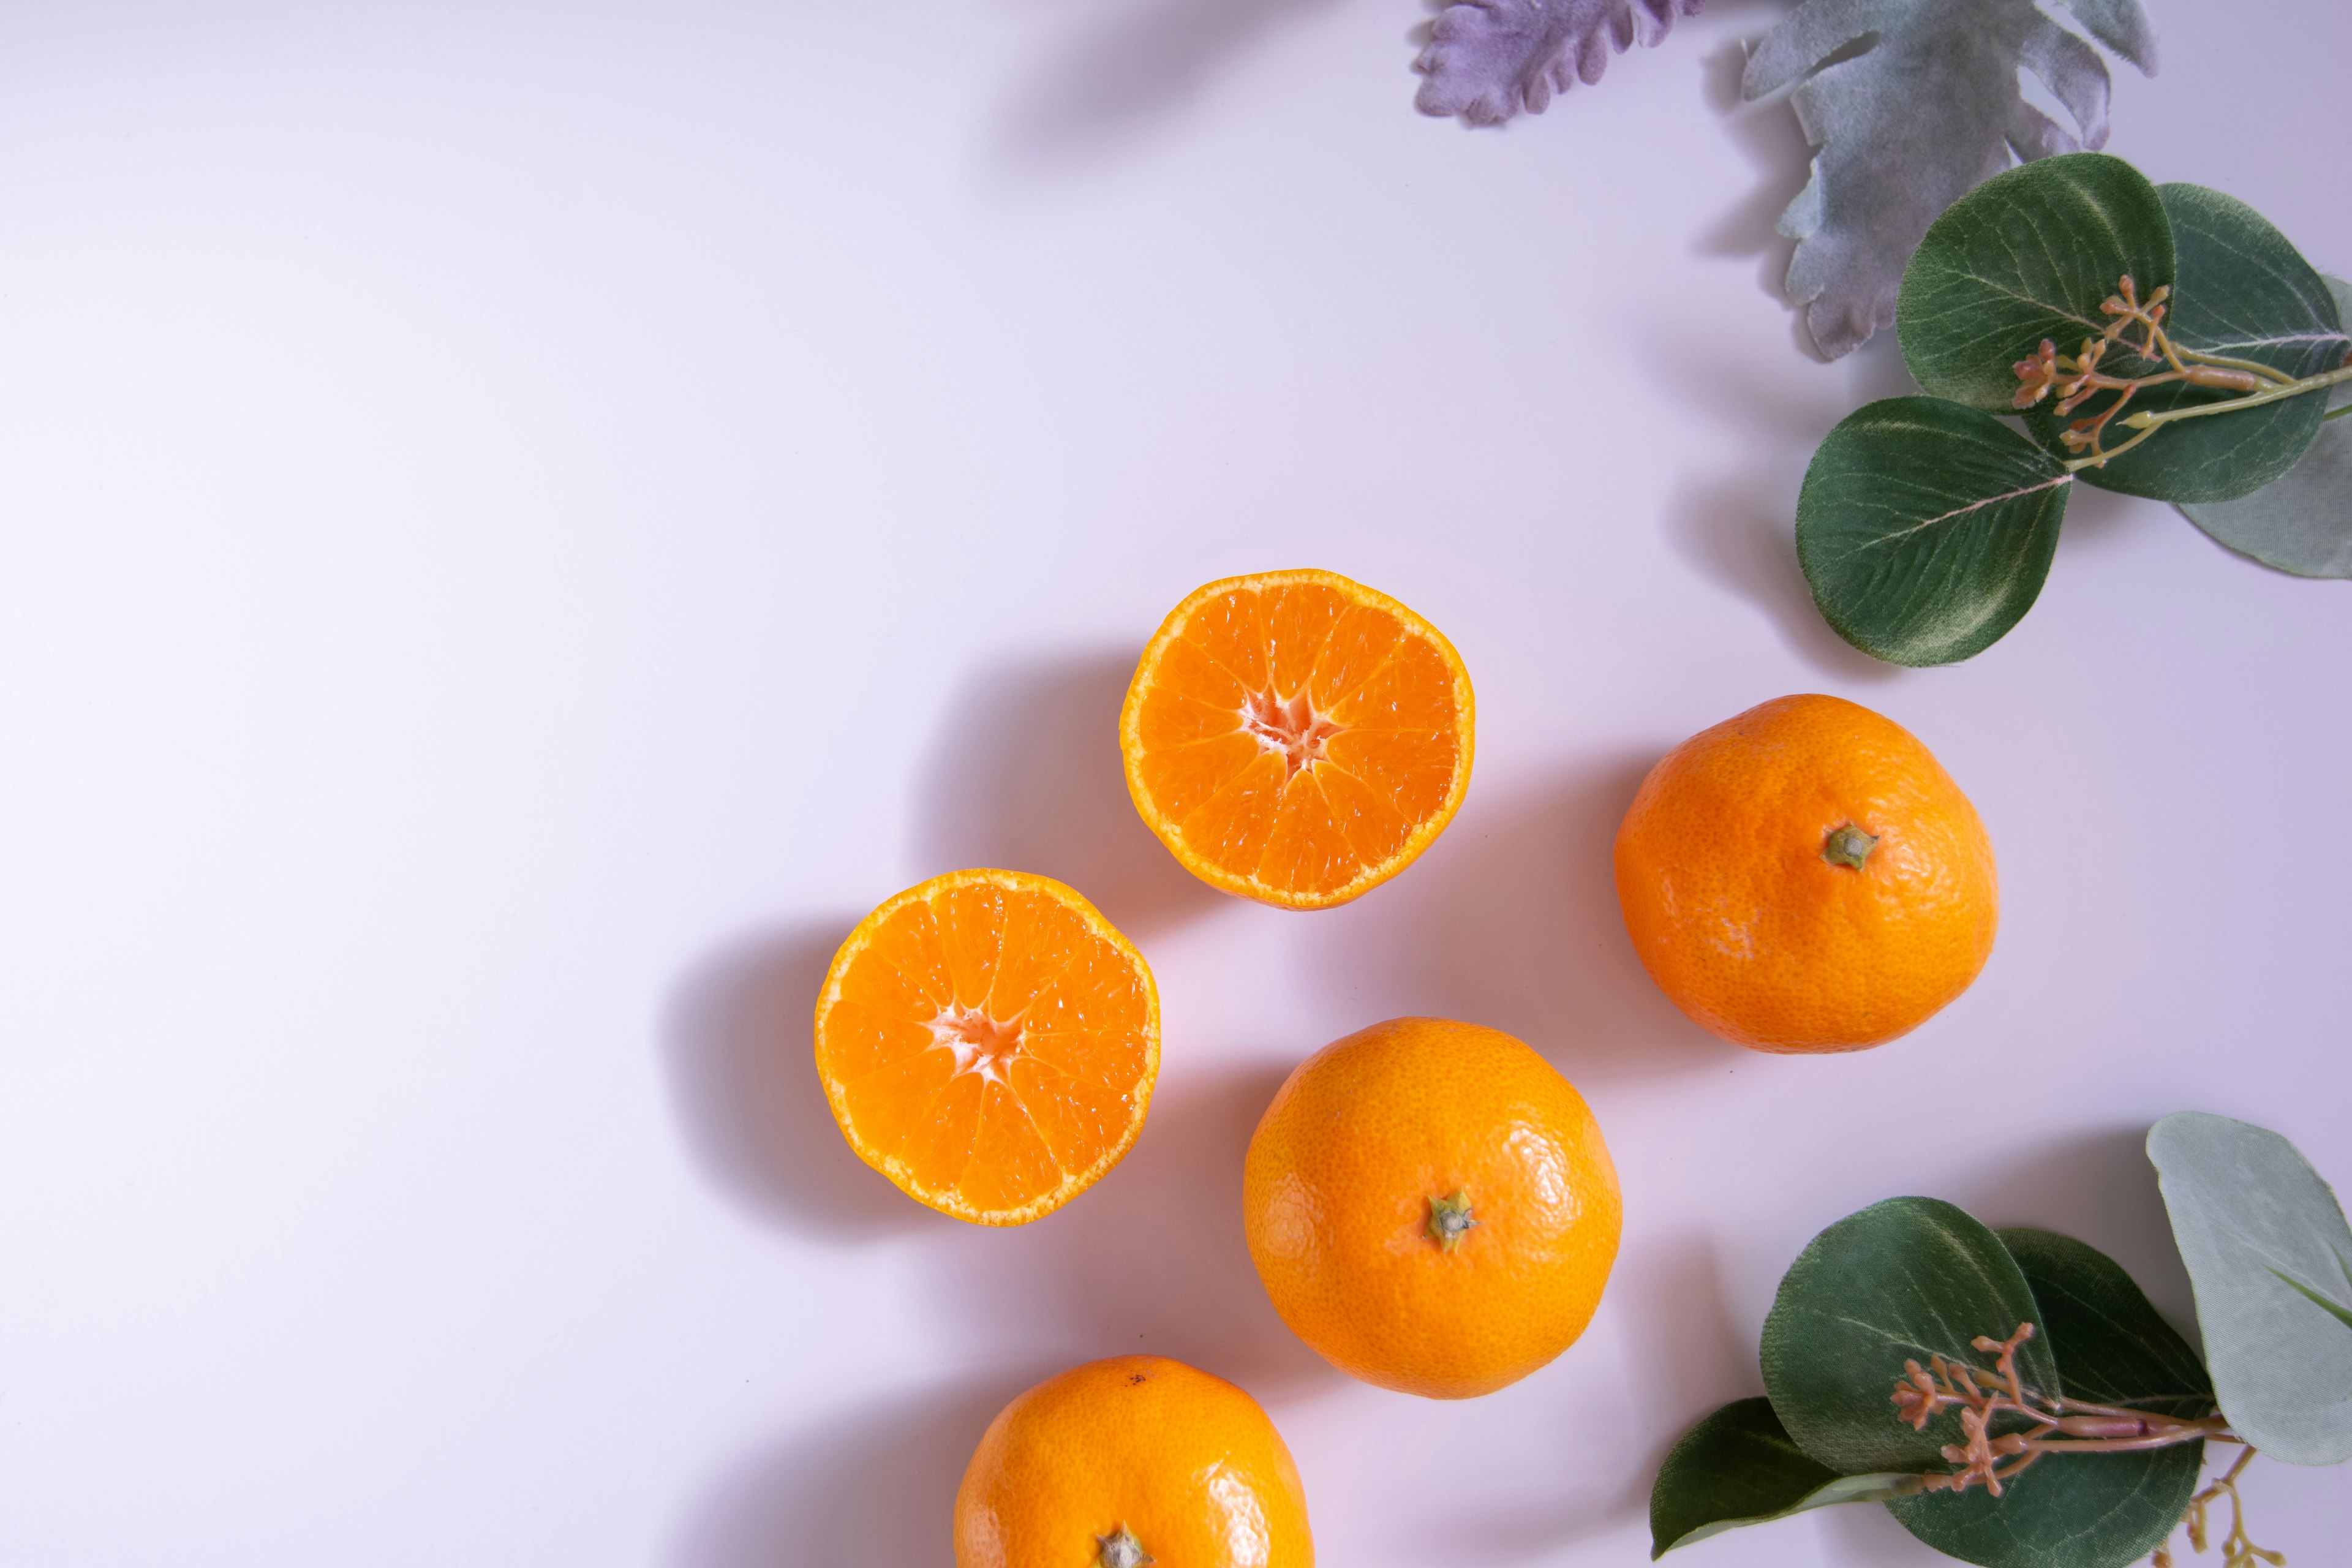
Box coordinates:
[3,2,2348,1564]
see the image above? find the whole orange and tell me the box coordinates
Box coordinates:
[1242,1017,1621,1400]
[953,1355,1313,1568]
[1613,693,1997,1053]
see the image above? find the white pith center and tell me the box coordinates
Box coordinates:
[929,1003,1023,1085]
[1240,687,1343,781]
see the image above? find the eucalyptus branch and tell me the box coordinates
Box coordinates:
[2155,1448,2286,1568]
[1888,1323,2233,1498]
[2010,274,2352,473]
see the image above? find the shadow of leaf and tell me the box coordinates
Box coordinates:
[997,0,1346,165]
[660,916,949,1242]
[1660,470,1904,680]
[913,647,1226,939]
[1950,1123,2197,1336]
[1694,33,1812,350]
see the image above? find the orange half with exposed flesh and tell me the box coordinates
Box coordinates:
[813,869,1160,1224]
[1120,569,1474,910]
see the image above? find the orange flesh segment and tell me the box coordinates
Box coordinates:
[816,872,1158,1225]
[1126,571,1472,908]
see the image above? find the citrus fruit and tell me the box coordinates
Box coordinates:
[1242,1017,1621,1400]
[954,1354,1314,1568]
[1613,693,1998,1054]
[1120,568,1474,910]
[813,869,1159,1225]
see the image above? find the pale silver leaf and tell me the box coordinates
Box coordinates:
[2149,1112,2352,1466]
[1415,0,1703,126]
[1743,0,2157,358]
[2177,277,2352,578]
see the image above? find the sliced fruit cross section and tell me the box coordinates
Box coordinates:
[1121,568,1475,909]
[814,869,1160,1225]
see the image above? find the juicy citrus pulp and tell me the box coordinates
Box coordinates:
[954,1355,1314,1568]
[1243,1017,1622,1400]
[1121,568,1474,909]
[813,869,1159,1224]
[1613,693,1999,1052]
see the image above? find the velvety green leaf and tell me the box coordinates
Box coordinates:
[1995,1229,2211,1414]
[1649,1397,1913,1558]
[1796,397,2071,665]
[1762,1197,2057,1474]
[1898,153,2173,411]
[1887,1229,2211,1568]
[2177,276,2352,576]
[2029,186,2345,502]
[2150,1112,2352,1464]
[1885,1427,2205,1568]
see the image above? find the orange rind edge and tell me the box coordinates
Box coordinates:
[1118,568,1476,911]
[811,868,1163,1226]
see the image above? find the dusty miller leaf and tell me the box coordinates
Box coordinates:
[1743,0,2158,360]
[1415,0,1703,126]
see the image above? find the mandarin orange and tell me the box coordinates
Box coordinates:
[1120,569,1473,909]
[1613,693,1998,1053]
[954,1355,1314,1568]
[1242,1017,1621,1400]
[813,869,1158,1224]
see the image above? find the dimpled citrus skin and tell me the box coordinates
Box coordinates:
[1613,693,1998,1054]
[953,1355,1314,1568]
[1242,1018,1621,1400]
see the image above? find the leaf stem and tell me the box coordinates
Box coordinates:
[2169,345,2302,388]
[2155,1447,2285,1568]
[1888,1324,2230,1498]
[2011,273,2352,473]
[2110,363,2352,436]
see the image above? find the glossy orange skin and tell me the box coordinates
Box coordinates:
[1613,693,1998,1053]
[1242,1018,1621,1400]
[954,1355,1314,1568]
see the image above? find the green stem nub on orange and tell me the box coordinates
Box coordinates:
[1427,1189,1477,1252]
[1822,823,1880,870]
[1097,1526,1154,1568]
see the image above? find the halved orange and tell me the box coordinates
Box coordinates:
[813,869,1160,1225]
[1120,569,1475,909]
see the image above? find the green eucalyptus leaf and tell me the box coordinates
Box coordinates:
[1796,396,2071,666]
[2176,276,2352,576]
[1994,1229,2211,1414]
[2027,186,2344,502]
[2149,1111,2352,1464]
[1885,1229,2211,1568]
[1649,1397,1913,1559]
[1898,153,2174,412]
[1762,1196,2057,1474]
